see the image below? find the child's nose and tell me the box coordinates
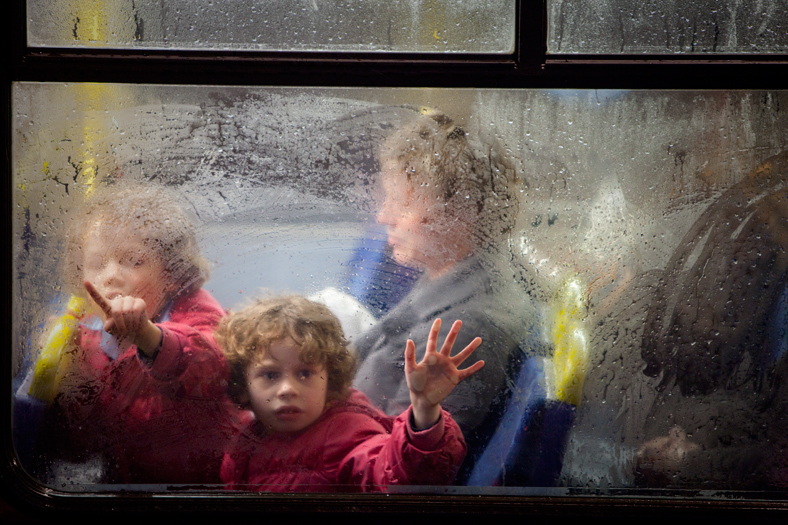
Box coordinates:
[376,199,397,226]
[98,260,122,286]
[277,378,298,398]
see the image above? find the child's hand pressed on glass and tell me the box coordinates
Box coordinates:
[404,319,484,430]
[85,280,163,357]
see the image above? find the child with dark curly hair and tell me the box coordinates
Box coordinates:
[216,295,483,492]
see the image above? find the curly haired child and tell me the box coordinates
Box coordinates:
[45,181,240,484]
[216,295,483,492]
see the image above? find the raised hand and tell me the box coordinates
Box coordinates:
[636,426,700,474]
[404,318,484,429]
[84,280,163,356]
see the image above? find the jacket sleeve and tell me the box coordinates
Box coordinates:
[145,289,229,398]
[337,407,467,490]
[220,434,249,490]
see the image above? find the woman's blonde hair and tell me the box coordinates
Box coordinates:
[215,295,357,405]
[63,181,209,299]
[379,106,518,246]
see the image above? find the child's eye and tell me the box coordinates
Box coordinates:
[123,254,145,267]
[298,369,315,380]
[83,254,105,272]
[84,260,103,272]
[261,370,279,381]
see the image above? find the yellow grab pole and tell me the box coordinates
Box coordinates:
[547,275,589,407]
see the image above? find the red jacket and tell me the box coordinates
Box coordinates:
[220,390,467,492]
[54,289,242,484]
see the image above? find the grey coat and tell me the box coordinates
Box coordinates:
[353,255,544,479]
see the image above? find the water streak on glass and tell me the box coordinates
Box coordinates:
[27,0,515,54]
[548,0,788,54]
[11,84,788,495]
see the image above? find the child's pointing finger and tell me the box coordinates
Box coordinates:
[84,280,113,316]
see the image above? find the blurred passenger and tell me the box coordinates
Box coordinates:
[35,182,240,484]
[216,295,479,491]
[638,150,788,488]
[353,107,542,482]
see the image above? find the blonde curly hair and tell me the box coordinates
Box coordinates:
[378,106,518,246]
[63,181,209,300]
[215,295,357,405]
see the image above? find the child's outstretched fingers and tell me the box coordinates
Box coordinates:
[438,319,462,356]
[425,318,442,355]
[404,339,426,393]
[436,319,485,382]
[404,318,486,429]
[452,337,485,381]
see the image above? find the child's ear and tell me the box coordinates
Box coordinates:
[164,274,181,298]
[237,392,251,409]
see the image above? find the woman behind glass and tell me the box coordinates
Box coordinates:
[353,107,544,483]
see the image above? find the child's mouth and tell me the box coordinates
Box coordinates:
[95,288,124,301]
[274,406,302,420]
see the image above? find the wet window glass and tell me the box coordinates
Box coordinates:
[11,84,788,496]
[548,0,788,54]
[26,0,516,54]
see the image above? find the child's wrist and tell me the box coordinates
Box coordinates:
[411,403,441,431]
[136,322,163,357]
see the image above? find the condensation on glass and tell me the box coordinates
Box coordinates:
[26,0,515,54]
[11,84,788,495]
[548,0,788,54]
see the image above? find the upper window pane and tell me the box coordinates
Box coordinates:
[548,0,788,54]
[26,0,515,54]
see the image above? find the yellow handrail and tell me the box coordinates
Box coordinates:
[28,296,89,403]
[547,275,589,407]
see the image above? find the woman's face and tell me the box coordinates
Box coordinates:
[376,169,430,269]
[376,161,471,276]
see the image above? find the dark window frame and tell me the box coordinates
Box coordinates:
[9,0,788,88]
[3,0,788,521]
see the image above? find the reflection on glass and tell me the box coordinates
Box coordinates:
[27,0,515,54]
[11,84,788,495]
[548,0,788,54]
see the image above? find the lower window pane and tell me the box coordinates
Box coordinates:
[10,84,788,497]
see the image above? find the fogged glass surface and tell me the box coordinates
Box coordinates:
[11,84,788,496]
[26,0,515,53]
[548,0,788,54]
